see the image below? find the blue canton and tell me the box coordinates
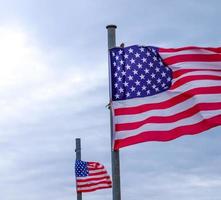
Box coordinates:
[110,45,173,101]
[75,160,89,177]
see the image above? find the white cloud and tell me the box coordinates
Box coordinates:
[0,26,47,88]
[0,25,107,127]
[0,1,221,200]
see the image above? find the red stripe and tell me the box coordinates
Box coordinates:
[115,102,221,131]
[171,75,221,90]
[77,180,112,188]
[114,86,221,116]
[77,185,112,193]
[114,115,221,150]
[159,46,221,53]
[89,171,107,176]
[173,69,221,79]
[163,54,221,65]
[77,176,111,182]
[88,166,104,170]
[88,162,104,168]
[88,162,96,165]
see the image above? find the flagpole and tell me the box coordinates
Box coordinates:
[75,138,82,200]
[106,24,121,200]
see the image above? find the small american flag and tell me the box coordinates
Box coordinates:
[110,45,221,150]
[75,160,112,192]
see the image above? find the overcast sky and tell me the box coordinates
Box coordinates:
[0,0,221,200]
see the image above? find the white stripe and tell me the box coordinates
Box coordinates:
[88,164,103,169]
[173,70,221,82]
[78,183,112,191]
[77,178,111,186]
[89,169,106,174]
[77,174,109,180]
[160,49,216,59]
[112,80,221,109]
[171,79,221,91]
[114,94,221,123]
[115,110,221,140]
[170,62,221,71]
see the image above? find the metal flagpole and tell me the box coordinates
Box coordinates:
[106,25,121,200]
[75,138,82,200]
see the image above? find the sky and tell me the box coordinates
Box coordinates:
[0,0,221,200]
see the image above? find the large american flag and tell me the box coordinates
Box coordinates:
[75,160,112,192]
[110,45,221,150]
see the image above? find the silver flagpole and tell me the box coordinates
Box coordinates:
[106,25,121,200]
[75,138,82,200]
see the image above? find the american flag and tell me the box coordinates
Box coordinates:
[75,160,112,192]
[110,45,221,150]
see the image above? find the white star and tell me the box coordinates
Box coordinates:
[140,74,145,79]
[146,51,151,56]
[135,80,140,86]
[151,73,156,78]
[112,52,115,56]
[139,47,145,52]
[161,83,166,87]
[137,63,142,68]
[126,92,130,97]
[135,53,140,58]
[128,75,133,80]
[157,78,161,83]
[133,69,138,75]
[120,60,124,65]
[114,72,118,77]
[119,87,124,93]
[152,84,156,89]
[149,62,153,67]
[129,48,133,53]
[147,90,150,95]
[142,85,147,90]
[151,48,157,54]
[119,49,123,54]
[161,72,166,77]
[159,60,163,66]
[144,68,149,74]
[155,87,159,92]
[142,57,147,63]
[115,94,120,99]
[117,66,120,71]
[124,54,129,59]
[167,77,171,82]
[123,81,128,87]
[153,56,157,61]
[113,62,116,66]
[118,77,122,81]
[155,67,160,72]
[137,91,141,96]
[147,79,151,84]
[130,86,135,92]
[121,71,126,76]
[130,58,135,64]
[125,64,131,70]
[116,55,119,60]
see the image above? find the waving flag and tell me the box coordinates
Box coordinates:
[110,45,221,150]
[75,160,112,192]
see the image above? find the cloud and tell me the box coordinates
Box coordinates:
[0,24,108,126]
[0,23,111,200]
[0,1,221,200]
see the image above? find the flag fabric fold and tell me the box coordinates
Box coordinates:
[110,45,221,150]
[75,160,112,193]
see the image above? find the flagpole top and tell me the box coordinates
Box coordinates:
[106,24,117,29]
